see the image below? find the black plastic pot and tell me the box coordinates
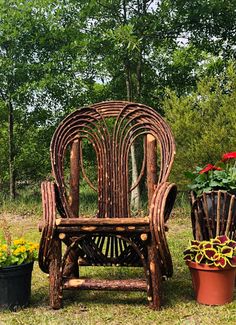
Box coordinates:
[0,261,34,310]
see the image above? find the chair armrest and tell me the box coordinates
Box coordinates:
[39,181,57,273]
[149,182,177,277]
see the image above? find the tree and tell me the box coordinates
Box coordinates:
[150,0,236,98]
[1,0,236,200]
[78,0,179,210]
[163,63,236,189]
[0,0,93,197]
[0,0,39,198]
[170,0,236,59]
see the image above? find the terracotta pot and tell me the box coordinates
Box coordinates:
[186,260,236,305]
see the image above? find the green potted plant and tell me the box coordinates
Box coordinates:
[184,235,236,305]
[0,236,38,310]
[186,151,236,196]
[186,151,236,240]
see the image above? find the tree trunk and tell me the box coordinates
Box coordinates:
[130,144,140,212]
[123,0,140,212]
[147,134,158,209]
[8,99,16,200]
[136,49,142,101]
[124,60,140,212]
[125,58,132,101]
[69,139,80,216]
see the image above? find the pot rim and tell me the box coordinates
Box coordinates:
[0,261,34,271]
[185,260,235,271]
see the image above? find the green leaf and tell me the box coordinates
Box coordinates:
[209,181,222,187]
[185,171,195,180]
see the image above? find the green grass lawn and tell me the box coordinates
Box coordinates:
[0,207,236,325]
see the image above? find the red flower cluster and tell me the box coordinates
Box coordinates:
[187,151,236,195]
[199,164,222,174]
[221,152,236,162]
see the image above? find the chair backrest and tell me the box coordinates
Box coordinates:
[51,101,175,218]
[190,191,236,240]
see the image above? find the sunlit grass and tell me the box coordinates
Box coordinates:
[0,197,236,324]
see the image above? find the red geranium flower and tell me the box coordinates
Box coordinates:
[199,164,222,174]
[221,152,236,162]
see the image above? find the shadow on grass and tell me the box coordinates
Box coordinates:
[30,270,194,310]
[30,285,147,309]
[63,290,147,307]
[164,276,194,307]
[30,286,49,307]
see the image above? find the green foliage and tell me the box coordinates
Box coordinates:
[171,0,236,59]
[183,235,236,268]
[164,64,236,189]
[0,0,94,194]
[1,0,236,198]
[186,153,236,195]
[0,184,42,216]
[0,238,38,268]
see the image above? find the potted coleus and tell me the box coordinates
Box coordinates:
[0,237,38,310]
[184,235,236,305]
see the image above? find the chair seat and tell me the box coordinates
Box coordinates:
[55,217,150,234]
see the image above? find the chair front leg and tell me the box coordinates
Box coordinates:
[147,241,162,310]
[49,237,62,309]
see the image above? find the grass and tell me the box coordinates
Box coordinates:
[1,204,236,324]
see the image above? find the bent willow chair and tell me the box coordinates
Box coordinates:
[38,101,177,310]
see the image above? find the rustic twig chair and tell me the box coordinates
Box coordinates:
[38,101,177,310]
[190,191,236,240]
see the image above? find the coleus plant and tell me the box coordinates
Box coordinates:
[183,235,236,268]
[186,151,236,196]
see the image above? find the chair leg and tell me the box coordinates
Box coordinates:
[147,243,162,310]
[49,238,62,309]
